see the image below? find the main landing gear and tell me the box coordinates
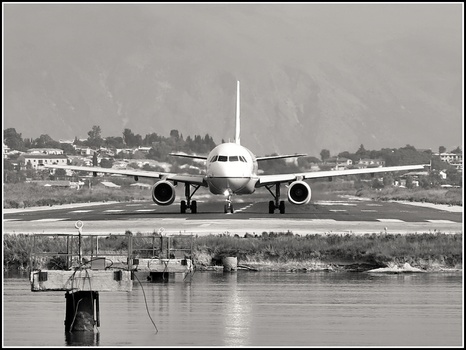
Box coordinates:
[224,191,234,214]
[265,183,285,214]
[180,183,201,214]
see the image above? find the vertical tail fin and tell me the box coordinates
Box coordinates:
[235,80,241,145]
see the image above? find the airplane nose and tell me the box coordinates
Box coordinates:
[209,162,248,178]
[207,162,251,194]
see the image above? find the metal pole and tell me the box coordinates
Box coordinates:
[75,221,84,265]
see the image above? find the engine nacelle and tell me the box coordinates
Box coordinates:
[287,181,311,205]
[151,180,176,206]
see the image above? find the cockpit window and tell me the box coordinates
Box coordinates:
[211,155,247,162]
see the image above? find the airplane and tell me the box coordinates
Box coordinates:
[43,81,429,214]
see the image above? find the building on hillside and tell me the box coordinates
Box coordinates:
[27,148,64,155]
[21,154,69,170]
[74,147,94,156]
[137,146,152,153]
[434,152,463,171]
[395,171,430,188]
[26,180,82,189]
[3,143,10,158]
[99,181,121,188]
[130,183,151,189]
[115,148,135,155]
[325,157,353,170]
[98,147,115,157]
[357,158,385,168]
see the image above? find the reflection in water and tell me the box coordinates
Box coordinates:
[65,330,100,346]
[3,272,463,347]
[222,272,252,346]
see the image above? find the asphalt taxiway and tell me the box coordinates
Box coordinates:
[3,192,462,236]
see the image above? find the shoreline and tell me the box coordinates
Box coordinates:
[196,258,463,274]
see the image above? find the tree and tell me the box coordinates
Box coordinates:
[87,125,103,148]
[355,144,367,159]
[438,146,446,153]
[54,168,67,179]
[100,158,113,168]
[298,156,320,169]
[123,128,134,146]
[60,143,76,155]
[382,174,394,187]
[92,152,98,166]
[320,149,330,162]
[4,128,25,151]
[450,146,462,154]
[104,136,125,149]
[123,128,142,148]
[143,133,160,146]
[371,178,384,189]
[170,129,180,139]
[88,125,102,140]
[33,134,61,149]
[405,176,414,189]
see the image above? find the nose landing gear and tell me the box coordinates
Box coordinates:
[224,190,234,214]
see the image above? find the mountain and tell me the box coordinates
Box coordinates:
[3,4,462,157]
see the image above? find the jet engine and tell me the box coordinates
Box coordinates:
[287,181,311,205]
[151,180,176,206]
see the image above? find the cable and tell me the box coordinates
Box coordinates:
[132,272,158,333]
[69,298,83,333]
[83,268,99,332]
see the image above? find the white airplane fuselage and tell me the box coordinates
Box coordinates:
[205,142,258,195]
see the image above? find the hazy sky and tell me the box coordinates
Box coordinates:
[3,2,463,155]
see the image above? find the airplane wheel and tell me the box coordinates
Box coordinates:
[230,204,234,214]
[279,201,285,214]
[191,200,197,214]
[268,201,275,214]
[224,204,228,213]
[181,200,187,214]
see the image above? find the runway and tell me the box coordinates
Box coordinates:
[3,191,462,236]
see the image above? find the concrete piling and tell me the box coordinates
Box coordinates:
[223,256,238,272]
[64,291,99,332]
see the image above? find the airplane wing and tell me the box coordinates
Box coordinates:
[256,154,307,161]
[257,164,430,186]
[42,164,207,186]
[169,153,208,160]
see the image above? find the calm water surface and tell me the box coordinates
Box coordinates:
[3,271,463,347]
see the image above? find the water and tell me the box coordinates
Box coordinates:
[3,271,463,347]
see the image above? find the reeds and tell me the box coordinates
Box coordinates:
[4,232,462,272]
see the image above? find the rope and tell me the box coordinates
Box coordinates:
[132,272,158,333]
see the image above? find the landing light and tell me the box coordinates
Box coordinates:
[224,190,230,196]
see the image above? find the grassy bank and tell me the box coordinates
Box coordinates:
[3,182,149,209]
[355,186,463,206]
[3,232,462,273]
